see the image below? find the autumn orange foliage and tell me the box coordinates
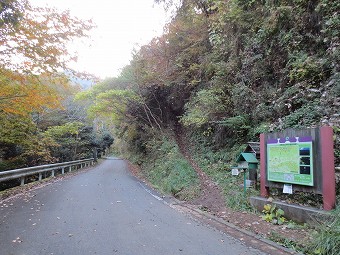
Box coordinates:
[0,69,69,115]
[0,0,94,115]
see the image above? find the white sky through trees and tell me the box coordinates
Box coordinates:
[33,0,168,79]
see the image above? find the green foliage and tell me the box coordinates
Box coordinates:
[0,114,37,147]
[0,158,25,172]
[43,122,85,162]
[268,231,305,252]
[282,102,322,129]
[19,134,57,166]
[308,208,340,255]
[43,122,113,162]
[262,204,286,225]
[0,0,98,169]
[140,135,200,201]
[44,122,83,138]
[214,115,251,144]
[288,52,328,83]
[180,88,228,127]
[217,115,250,129]
[334,126,340,166]
[0,113,57,168]
[76,79,142,128]
[249,123,271,140]
[184,130,257,211]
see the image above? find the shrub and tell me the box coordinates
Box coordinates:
[141,135,200,201]
[262,204,286,225]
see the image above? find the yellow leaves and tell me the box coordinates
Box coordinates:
[263,204,272,212]
[0,113,38,149]
[0,68,67,115]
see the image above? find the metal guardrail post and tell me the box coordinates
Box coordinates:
[20,176,25,186]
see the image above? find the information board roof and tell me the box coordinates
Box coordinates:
[237,153,258,163]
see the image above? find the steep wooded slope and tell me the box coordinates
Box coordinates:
[84,0,339,163]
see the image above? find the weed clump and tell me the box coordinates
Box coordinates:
[139,135,200,201]
[307,208,340,255]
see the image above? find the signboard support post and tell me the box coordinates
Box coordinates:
[260,134,269,197]
[320,127,336,210]
[243,169,247,195]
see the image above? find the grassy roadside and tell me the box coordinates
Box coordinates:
[128,135,200,201]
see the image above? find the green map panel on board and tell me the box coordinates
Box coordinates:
[268,144,300,173]
[267,142,313,186]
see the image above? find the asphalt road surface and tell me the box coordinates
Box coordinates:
[0,158,266,255]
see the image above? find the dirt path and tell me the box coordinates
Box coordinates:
[175,129,227,215]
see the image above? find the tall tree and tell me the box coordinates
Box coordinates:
[0,0,95,115]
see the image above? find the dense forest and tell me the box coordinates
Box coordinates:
[83,0,339,166]
[0,0,113,171]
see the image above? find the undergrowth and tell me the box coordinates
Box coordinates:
[134,135,200,201]
[306,208,340,255]
[187,131,259,211]
[268,231,306,253]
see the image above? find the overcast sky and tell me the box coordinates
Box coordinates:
[34,0,168,79]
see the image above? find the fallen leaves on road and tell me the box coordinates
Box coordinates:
[12,237,22,243]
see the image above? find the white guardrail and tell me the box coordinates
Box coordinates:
[0,158,95,186]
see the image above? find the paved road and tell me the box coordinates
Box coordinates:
[0,158,265,255]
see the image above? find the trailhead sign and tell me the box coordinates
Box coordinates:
[261,127,336,210]
[267,136,313,186]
